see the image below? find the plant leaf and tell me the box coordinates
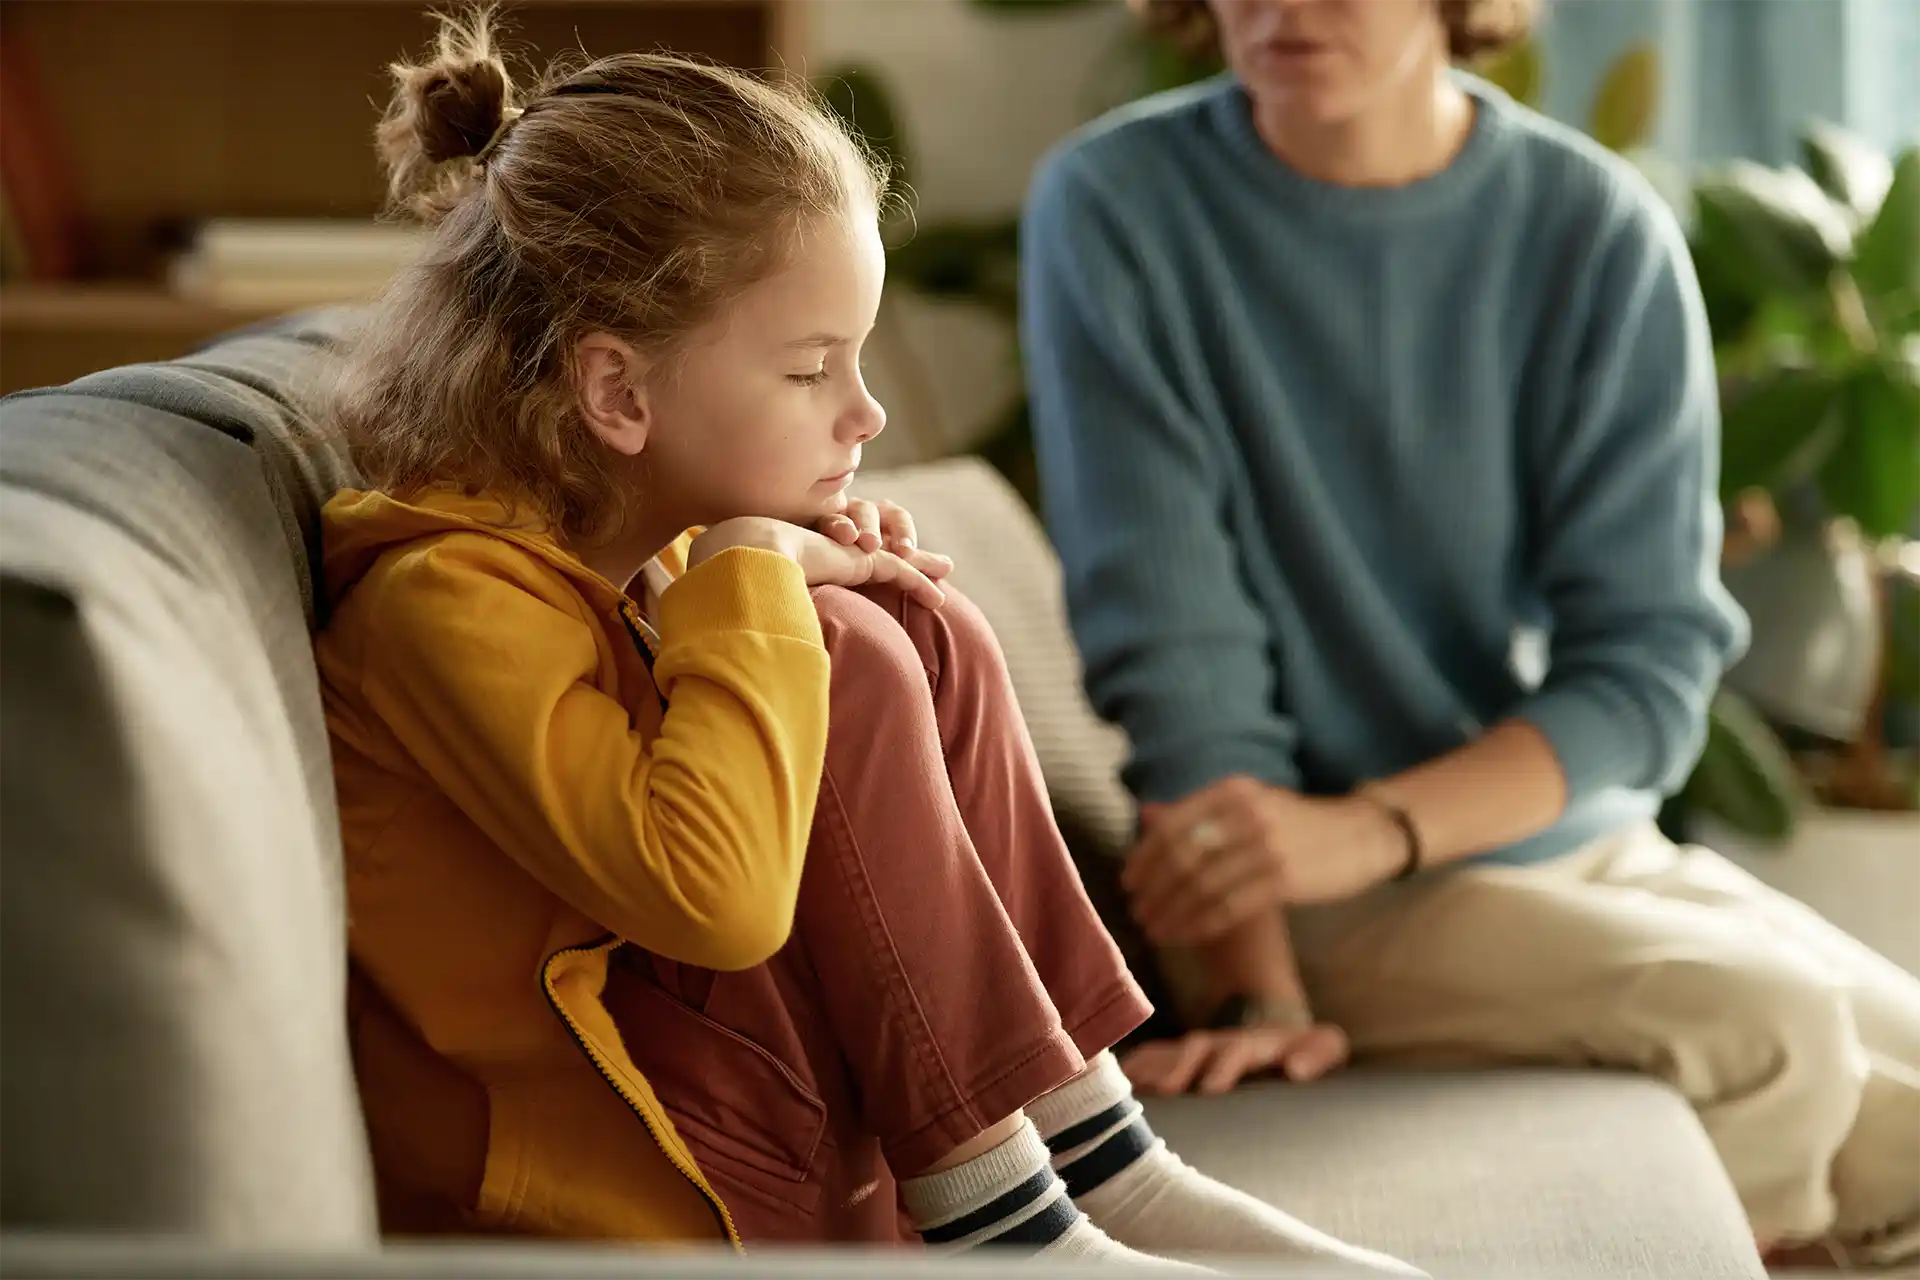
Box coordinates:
[888,220,1021,317]
[1818,361,1920,539]
[1718,366,1845,498]
[1588,43,1660,154]
[1851,145,1920,328]
[1476,36,1541,108]
[816,64,913,194]
[1683,688,1806,841]
[1887,571,1920,703]
[1801,121,1893,220]
[1693,162,1851,301]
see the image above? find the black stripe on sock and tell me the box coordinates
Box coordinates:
[1045,1099,1135,1155]
[985,1192,1079,1249]
[1059,1116,1156,1199]
[920,1167,1056,1245]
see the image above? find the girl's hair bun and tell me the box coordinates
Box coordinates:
[377,9,514,219]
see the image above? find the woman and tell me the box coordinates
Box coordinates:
[1022,0,1920,1267]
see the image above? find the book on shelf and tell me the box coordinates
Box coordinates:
[0,27,87,280]
[167,218,429,309]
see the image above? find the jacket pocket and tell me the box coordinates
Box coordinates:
[603,964,828,1225]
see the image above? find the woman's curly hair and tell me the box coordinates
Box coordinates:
[1132,0,1540,63]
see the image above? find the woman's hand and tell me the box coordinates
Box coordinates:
[1124,778,1407,946]
[1119,1023,1350,1096]
[688,516,951,610]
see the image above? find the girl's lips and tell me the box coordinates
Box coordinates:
[1259,39,1332,60]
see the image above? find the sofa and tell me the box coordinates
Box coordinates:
[0,311,1765,1279]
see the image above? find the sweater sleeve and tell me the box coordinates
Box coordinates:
[357,541,829,971]
[1023,152,1300,804]
[1513,195,1749,803]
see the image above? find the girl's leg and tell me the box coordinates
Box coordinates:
[607,585,1161,1254]
[870,586,1422,1276]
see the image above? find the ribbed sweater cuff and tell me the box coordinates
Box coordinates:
[1515,684,1653,805]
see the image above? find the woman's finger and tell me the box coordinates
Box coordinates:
[1123,801,1234,904]
[1129,812,1259,934]
[1196,1029,1285,1095]
[1122,791,1245,898]
[1119,1042,1182,1095]
[1134,841,1265,941]
[877,500,918,555]
[1283,1025,1350,1082]
[1132,823,1262,932]
[1157,1032,1221,1096]
[1161,867,1291,946]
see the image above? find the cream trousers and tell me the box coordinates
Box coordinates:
[1287,822,1920,1265]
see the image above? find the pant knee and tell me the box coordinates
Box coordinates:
[812,582,999,687]
[1654,952,1864,1128]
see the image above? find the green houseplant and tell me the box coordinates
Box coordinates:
[1683,128,1920,829]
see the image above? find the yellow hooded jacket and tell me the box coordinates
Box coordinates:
[315,488,828,1243]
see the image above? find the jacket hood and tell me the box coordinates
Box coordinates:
[322,488,607,605]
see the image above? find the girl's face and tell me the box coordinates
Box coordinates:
[639,206,889,530]
[1208,0,1445,125]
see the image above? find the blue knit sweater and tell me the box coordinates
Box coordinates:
[1022,74,1749,866]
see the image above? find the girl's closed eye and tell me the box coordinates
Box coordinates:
[788,367,830,387]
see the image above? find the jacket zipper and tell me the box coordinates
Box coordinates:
[540,938,739,1246]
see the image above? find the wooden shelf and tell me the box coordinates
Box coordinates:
[0,282,296,393]
[0,283,281,335]
[0,0,806,394]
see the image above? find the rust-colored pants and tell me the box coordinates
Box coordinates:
[604,584,1152,1243]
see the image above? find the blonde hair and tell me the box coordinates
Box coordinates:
[1131,0,1540,62]
[326,8,888,544]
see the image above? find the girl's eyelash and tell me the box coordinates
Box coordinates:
[788,369,830,387]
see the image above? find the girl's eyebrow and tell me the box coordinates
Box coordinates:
[785,333,848,349]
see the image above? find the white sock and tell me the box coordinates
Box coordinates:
[899,1118,1209,1269]
[1028,1053,1426,1275]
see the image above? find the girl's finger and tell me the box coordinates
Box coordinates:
[847,499,883,553]
[879,501,919,555]
[870,552,946,609]
[907,548,954,580]
[821,514,860,545]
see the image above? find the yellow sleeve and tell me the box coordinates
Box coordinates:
[355,537,827,971]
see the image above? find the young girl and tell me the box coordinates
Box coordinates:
[315,11,1418,1273]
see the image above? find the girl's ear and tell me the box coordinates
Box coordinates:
[575,333,651,456]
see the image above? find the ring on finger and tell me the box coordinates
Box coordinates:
[1186,818,1228,852]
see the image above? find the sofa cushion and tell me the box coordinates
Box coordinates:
[9,307,364,631]
[0,393,375,1242]
[1146,1070,1764,1279]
